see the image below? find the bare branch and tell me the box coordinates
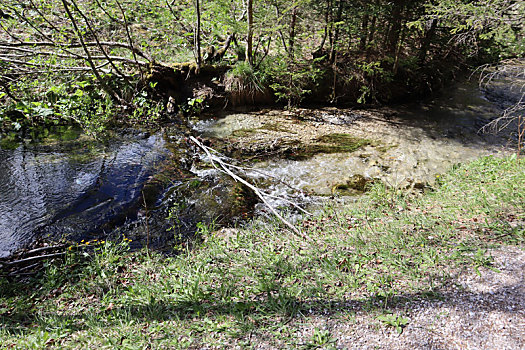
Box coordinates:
[190,136,310,239]
[68,0,129,81]
[60,0,123,102]
[114,0,143,77]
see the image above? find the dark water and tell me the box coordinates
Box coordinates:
[0,132,170,257]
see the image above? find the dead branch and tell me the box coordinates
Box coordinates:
[0,252,66,267]
[0,48,148,66]
[189,136,311,239]
[60,0,123,103]
[114,0,143,77]
[0,41,152,61]
[69,0,129,81]
[22,244,68,256]
[478,59,525,136]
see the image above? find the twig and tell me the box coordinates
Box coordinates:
[10,262,41,275]
[142,191,150,252]
[69,0,129,82]
[0,252,65,267]
[61,0,123,103]
[20,245,68,257]
[115,0,143,78]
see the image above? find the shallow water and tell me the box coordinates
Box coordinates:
[201,79,515,200]
[0,73,520,257]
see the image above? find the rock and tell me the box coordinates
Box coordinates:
[331,174,374,195]
[346,174,372,191]
[186,172,258,225]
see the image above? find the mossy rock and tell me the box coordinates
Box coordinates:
[331,174,375,195]
[231,128,257,137]
[186,173,258,224]
[0,132,21,150]
[286,134,370,160]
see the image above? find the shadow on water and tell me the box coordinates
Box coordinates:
[194,75,521,201]
[0,130,174,257]
[0,125,259,258]
[386,75,521,143]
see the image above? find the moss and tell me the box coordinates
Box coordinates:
[331,174,375,195]
[261,122,290,133]
[316,133,370,150]
[231,128,257,137]
[0,132,20,150]
[207,131,370,162]
[373,142,397,153]
[285,133,370,160]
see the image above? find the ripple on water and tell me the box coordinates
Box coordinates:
[200,77,513,201]
[0,134,170,257]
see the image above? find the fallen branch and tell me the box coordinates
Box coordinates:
[0,252,66,267]
[21,244,68,257]
[0,41,152,61]
[189,136,310,239]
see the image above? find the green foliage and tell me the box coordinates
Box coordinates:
[0,75,116,136]
[428,0,524,58]
[376,313,410,334]
[2,0,522,121]
[306,328,336,349]
[180,97,206,116]
[129,84,165,125]
[225,61,267,93]
[267,56,325,106]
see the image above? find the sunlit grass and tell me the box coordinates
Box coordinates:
[0,156,523,348]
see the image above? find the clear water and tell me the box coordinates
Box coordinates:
[201,79,516,201]
[0,133,169,257]
[0,72,520,257]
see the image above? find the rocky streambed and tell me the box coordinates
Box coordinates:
[196,78,513,199]
[0,74,520,258]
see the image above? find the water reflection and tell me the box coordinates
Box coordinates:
[0,134,169,257]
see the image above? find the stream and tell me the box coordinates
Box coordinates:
[0,74,521,257]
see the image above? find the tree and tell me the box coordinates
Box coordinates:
[195,0,202,67]
[246,0,254,65]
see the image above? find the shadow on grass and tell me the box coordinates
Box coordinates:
[2,270,523,338]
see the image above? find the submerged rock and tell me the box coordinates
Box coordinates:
[331,174,375,196]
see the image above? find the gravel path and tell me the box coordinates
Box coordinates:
[331,245,525,349]
[327,246,524,349]
[247,245,524,349]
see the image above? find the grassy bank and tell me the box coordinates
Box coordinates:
[1,156,524,349]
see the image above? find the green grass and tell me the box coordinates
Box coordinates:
[1,156,524,348]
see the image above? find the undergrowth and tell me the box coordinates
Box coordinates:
[0,156,523,348]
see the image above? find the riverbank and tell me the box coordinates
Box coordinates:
[1,155,523,348]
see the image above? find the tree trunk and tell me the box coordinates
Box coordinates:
[386,0,404,56]
[359,13,369,51]
[393,20,406,74]
[289,6,298,60]
[195,0,202,67]
[329,0,343,63]
[246,0,254,65]
[314,0,331,57]
[366,9,377,58]
[418,18,438,63]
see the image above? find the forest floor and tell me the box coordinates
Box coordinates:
[0,156,524,349]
